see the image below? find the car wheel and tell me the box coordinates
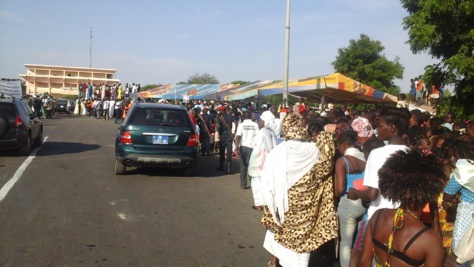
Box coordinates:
[33,129,44,147]
[18,135,31,156]
[115,158,126,175]
[184,161,197,176]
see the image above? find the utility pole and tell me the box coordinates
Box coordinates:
[89,28,93,68]
[283,0,291,108]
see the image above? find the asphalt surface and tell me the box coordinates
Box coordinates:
[0,114,269,267]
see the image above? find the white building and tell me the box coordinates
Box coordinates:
[19,64,120,96]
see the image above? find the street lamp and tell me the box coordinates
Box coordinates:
[282,0,291,108]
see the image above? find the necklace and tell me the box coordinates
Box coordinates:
[404,209,419,220]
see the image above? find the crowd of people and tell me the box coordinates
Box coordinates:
[186,98,473,267]
[19,88,474,266]
[408,76,445,108]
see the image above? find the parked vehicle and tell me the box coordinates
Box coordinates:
[0,95,44,155]
[53,98,73,115]
[114,103,198,176]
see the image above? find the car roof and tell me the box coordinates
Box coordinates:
[0,98,18,103]
[133,102,187,111]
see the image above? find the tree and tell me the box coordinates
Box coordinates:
[331,34,404,96]
[230,80,251,85]
[182,72,219,84]
[140,84,161,91]
[401,0,474,119]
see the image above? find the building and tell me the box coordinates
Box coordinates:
[19,64,120,96]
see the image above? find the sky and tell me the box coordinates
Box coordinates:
[0,0,439,93]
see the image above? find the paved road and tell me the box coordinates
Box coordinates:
[0,114,268,266]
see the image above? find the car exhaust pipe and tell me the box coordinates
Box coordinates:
[185,162,191,167]
[124,160,132,166]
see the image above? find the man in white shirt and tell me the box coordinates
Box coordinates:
[235,111,259,189]
[348,106,410,219]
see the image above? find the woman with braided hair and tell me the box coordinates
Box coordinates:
[360,149,446,266]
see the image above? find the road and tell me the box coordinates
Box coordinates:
[0,114,269,267]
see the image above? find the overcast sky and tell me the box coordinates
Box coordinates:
[0,0,439,93]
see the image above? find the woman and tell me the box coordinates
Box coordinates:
[360,149,445,266]
[261,113,338,267]
[335,130,367,267]
[248,110,277,211]
[442,135,474,266]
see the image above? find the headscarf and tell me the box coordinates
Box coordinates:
[260,110,276,130]
[334,122,352,140]
[351,116,374,138]
[261,112,319,226]
[282,113,310,141]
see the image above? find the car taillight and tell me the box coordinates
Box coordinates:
[187,133,196,146]
[120,131,132,144]
[15,116,23,127]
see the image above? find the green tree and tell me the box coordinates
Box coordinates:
[331,34,404,96]
[140,84,161,91]
[230,80,251,85]
[401,0,474,119]
[182,72,219,84]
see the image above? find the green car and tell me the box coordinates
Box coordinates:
[114,102,198,176]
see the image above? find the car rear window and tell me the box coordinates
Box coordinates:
[0,103,16,116]
[130,108,191,127]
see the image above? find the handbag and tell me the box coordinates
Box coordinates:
[454,216,474,264]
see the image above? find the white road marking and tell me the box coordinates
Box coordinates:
[0,136,48,202]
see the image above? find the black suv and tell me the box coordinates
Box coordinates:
[114,103,198,176]
[0,95,44,155]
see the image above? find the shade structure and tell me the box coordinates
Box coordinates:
[224,73,398,104]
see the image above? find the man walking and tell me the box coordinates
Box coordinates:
[235,111,259,189]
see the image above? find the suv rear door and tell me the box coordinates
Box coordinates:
[125,107,194,152]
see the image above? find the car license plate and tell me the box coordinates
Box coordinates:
[152,135,168,144]
[60,105,65,108]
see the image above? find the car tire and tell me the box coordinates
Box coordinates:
[18,135,31,156]
[115,158,126,175]
[184,161,197,176]
[33,129,44,147]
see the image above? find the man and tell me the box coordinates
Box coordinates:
[216,106,234,174]
[416,77,423,106]
[235,111,259,189]
[200,106,212,155]
[194,106,211,156]
[348,107,411,220]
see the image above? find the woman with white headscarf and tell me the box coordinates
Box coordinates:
[248,111,278,210]
[261,113,338,267]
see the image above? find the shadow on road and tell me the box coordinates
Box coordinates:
[36,141,100,156]
[123,156,240,178]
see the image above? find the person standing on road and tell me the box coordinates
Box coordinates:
[359,149,445,267]
[248,110,277,210]
[216,106,234,174]
[261,113,338,267]
[235,111,259,189]
[199,106,212,156]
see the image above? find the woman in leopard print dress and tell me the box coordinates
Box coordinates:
[260,113,338,267]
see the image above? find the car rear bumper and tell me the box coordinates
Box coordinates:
[116,154,197,168]
[0,133,28,151]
